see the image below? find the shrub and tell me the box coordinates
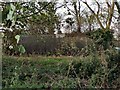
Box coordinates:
[67,55,102,79]
[105,49,120,86]
[2,51,120,88]
[86,28,113,50]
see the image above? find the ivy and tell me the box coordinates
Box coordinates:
[87,28,113,50]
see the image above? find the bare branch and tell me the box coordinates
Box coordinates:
[82,1,95,15]
[17,2,51,20]
[66,4,76,15]
[106,0,115,29]
[55,4,64,11]
[82,1,105,29]
[114,1,120,14]
[78,0,81,16]
[106,0,111,8]
[94,0,100,15]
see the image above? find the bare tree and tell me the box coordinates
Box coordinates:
[82,0,115,31]
[63,0,82,33]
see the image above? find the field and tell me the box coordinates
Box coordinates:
[2,53,120,89]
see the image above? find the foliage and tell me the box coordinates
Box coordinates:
[19,35,90,56]
[27,2,59,35]
[15,35,20,44]
[17,45,26,54]
[1,1,120,89]
[2,56,70,88]
[2,3,25,55]
[105,49,120,84]
[2,50,120,88]
[3,32,25,55]
[2,2,59,55]
[86,28,113,50]
[59,40,80,56]
[68,55,102,78]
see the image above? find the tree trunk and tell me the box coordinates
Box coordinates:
[73,2,81,33]
[89,23,92,31]
[77,24,81,33]
[106,0,115,30]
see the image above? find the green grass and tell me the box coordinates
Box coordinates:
[2,54,120,89]
[2,56,79,88]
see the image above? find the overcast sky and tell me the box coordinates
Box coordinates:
[55,0,102,17]
[56,0,120,16]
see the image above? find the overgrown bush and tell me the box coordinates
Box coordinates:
[105,49,120,87]
[3,50,120,89]
[3,33,26,56]
[65,48,120,88]
[18,35,90,56]
[2,42,120,88]
[86,28,113,50]
[67,55,102,78]
[60,41,80,56]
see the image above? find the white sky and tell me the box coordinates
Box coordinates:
[56,0,120,16]
[56,0,100,15]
